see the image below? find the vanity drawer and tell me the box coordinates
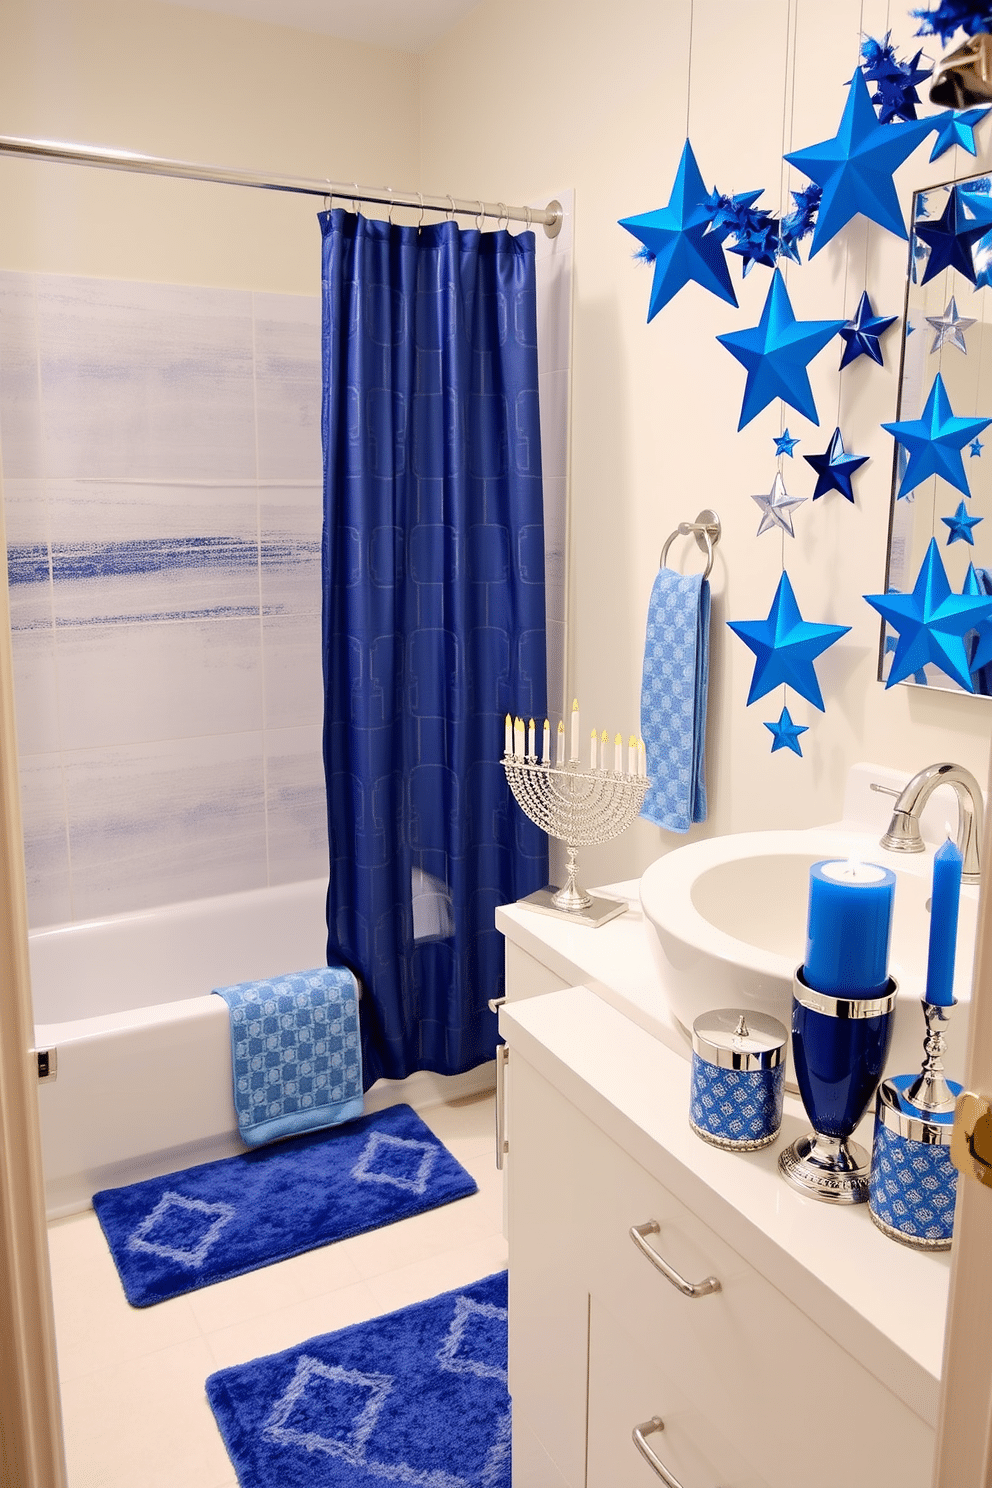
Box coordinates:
[580,1114,934,1488]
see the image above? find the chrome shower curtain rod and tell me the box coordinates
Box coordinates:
[0,134,563,237]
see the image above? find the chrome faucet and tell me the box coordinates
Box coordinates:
[879,761,984,885]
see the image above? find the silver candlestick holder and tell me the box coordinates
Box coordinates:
[502,755,650,927]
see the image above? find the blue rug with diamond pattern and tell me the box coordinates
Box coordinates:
[92,1104,478,1307]
[206,1272,510,1488]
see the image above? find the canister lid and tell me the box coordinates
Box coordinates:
[875,1073,962,1146]
[691,1009,787,1071]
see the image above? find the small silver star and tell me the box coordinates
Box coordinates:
[926,296,976,355]
[751,470,806,538]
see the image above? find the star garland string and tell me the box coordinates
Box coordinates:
[860,33,933,124]
[912,2,992,44]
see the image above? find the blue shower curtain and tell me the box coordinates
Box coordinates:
[319,208,548,1087]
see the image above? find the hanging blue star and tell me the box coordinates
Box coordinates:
[929,106,991,161]
[838,290,899,368]
[700,188,765,243]
[728,214,781,275]
[963,562,992,671]
[752,471,807,537]
[619,140,737,320]
[784,68,934,256]
[971,437,984,456]
[882,372,992,498]
[727,571,851,709]
[915,184,992,285]
[871,48,933,124]
[765,706,809,756]
[716,269,846,431]
[773,428,800,457]
[942,499,984,544]
[926,295,976,353]
[804,427,869,501]
[864,537,992,690]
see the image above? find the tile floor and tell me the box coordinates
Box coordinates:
[46,1092,506,1488]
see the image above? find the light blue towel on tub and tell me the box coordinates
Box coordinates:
[640,567,711,833]
[212,966,363,1147]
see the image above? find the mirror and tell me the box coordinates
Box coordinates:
[882,169,992,696]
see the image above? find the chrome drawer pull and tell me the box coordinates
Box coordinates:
[632,1418,685,1486]
[629,1221,721,1298]
[494,1044,509,1169]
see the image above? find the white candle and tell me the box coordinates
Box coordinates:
[504,713,513,758]
[600,730,608,770]
[590,728,597,769]
[614,732,623,773]
[514,716,525,758]
[628,735,637,775]
[527,718,536,760]
[556,720,565,766]
[638,738,647,777]
[542,719,551,764]
[570,699,579,762]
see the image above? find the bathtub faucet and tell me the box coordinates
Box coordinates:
[879,761,983,885]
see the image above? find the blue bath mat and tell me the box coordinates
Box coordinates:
[206,1272,509,1488]
[92,1104,478,1307]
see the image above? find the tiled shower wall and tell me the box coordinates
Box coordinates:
[0,204,572,929]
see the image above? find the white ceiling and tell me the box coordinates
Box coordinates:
[155,0,483,53]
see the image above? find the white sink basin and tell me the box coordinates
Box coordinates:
[639,827,977,1085]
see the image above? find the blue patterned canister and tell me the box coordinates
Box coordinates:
[869,1074,961,1251]
[690,1009,787,1151]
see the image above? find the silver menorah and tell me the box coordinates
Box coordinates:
[502,755,650,927]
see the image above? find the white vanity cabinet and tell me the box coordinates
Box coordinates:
[500,986,945,1488]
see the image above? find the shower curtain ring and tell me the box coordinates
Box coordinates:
[323,193,332,213]
[387,189,395,225]
[352,183,360,214]
[497,201,509,230]
[417,191,425,229]
[446,194,455,222]
[525,205,533,230]
[476,198,486,230]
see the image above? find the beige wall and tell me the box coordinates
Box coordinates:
[0,0,421,291]
[421,0,992,882]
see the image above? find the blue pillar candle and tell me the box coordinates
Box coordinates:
[925,837,963,1008]
[804,860,897,997]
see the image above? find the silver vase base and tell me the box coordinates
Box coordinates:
[868,1207,952,1252]
[778,1132,871,1205]
[518,886,628,928]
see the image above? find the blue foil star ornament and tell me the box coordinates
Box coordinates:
[963,563,992,671]
[882,372,992,498]
[773,428,800,457]
[929,106,991,161]
[838,291,898,368]
[915,184,992,285]
[864,538,992,690]
[727,571,851,710]
[926,295,976,353]
[619,140,737,320]
[971,437,984,456]
[765,706,809,756]
[784,68,934,256]
[717,269,846,430]
[942,499,983,544]
[752,471,807,537]
[804,427,869,501]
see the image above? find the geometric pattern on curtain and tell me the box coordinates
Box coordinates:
[319,209,548,1086]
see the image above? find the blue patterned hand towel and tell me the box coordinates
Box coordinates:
[640,567,711,833]
[213,966,363,1147]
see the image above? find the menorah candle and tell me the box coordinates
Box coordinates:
[600,730,608,770]
[804,860,896,996]
[556,720,565,766]
[638,739,647,777]
[926,836,963,1007]
[570,700,579,761]
[514,716,525,759]
[589,729,597,768]
[542,719,551,764]
[528,718,536,760]
[504,713,512,757]
[628,736,637,775]
[614,733,623,773]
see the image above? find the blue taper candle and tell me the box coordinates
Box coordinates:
[804,860,896,996]
[925,837,963,1008]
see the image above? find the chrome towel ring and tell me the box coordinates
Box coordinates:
[659,508,721,581]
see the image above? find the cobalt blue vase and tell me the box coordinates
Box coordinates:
[779,966,897,1205]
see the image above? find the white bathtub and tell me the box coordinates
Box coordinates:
[31,879,494,1217]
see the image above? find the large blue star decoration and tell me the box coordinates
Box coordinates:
[883,371,992,499]
[838,290,899,368]
[785,67,934,256]
[764,706,810,756]
[860,35,933,124]
[914,183,992,285]
[804,426,869,501]
[717,269,846,431]
[963,562,992,671]
[942,499,984,545]
[864,537,992,690]
[929,106,991,161]
[727,571,851,709]
[619,140,737,320]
